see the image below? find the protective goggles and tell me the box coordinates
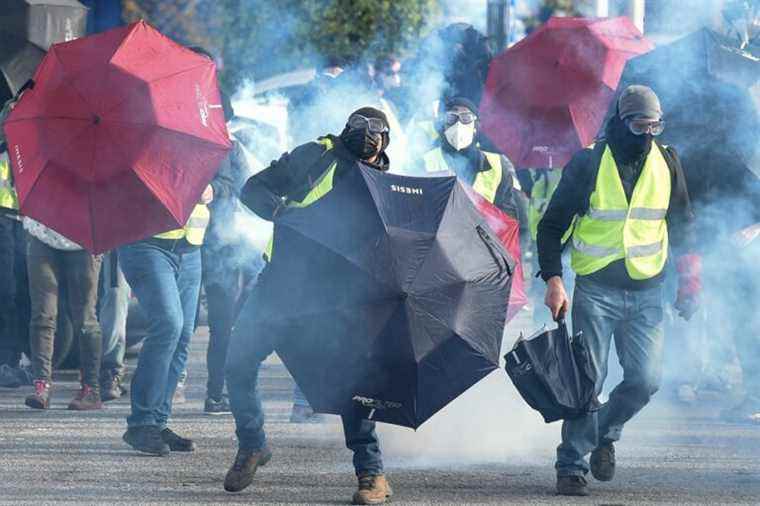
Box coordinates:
[626,118,664,136]
[444,111,477,126]
[347,114,389,134]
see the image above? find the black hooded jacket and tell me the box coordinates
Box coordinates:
[240,134,389,221]
[537,115,696,290]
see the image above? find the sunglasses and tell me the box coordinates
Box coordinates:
[626,118,664,136]
[445,111,477,126]
[347,114,389,134]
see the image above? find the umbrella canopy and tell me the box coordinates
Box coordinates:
[480,17,653,169]
[256,166,515,429]
[612,28,760,225]
[3,21,231,253]
[468,188,527,322]
[0,0,87,102]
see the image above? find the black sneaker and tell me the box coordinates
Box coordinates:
[590,441,616,482]
[556,475,589,496]
[123,426,170,456]
[160,427,195,452]
[204,395,231,415]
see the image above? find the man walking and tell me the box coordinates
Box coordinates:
[537,85,700,496]
[223,107,393,505]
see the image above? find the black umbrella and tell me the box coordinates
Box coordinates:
[505,320,599,423]
[255,166,515,429]
[0,0,87,102]
[611,28,760,215]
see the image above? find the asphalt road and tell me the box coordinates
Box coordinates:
[1,316,759,505]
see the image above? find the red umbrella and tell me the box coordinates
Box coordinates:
[480,17,653,169]
[3,21,231,253]
[466,188,527,323]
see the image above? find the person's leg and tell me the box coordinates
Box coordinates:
[729,259,760,410]
[342,409,384,477]
[64,251,103,394]
[598,284,665,443]
[14,222,30,361]
[225,277,276,452]
[156,248,202,430]
[99,252,129,382]
[203,268,236,401]
[26,237,60,384]
[0,217,18,368]
[555,277,621,477]
[118,243,183,429]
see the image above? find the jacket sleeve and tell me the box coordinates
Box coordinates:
[210,141,248,202]
[239,141,327,221]
[662,146,697,255]
[537,149,594,281]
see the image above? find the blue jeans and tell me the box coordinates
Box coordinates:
[225,268,384,476]
[98,252,130,378]
[556,276,664,477]
[118,242,202,429]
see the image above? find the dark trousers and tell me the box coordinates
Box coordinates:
[0,216,29,367]
[27,237,102,387]
[201,244,255,400]
[225,267,383,476]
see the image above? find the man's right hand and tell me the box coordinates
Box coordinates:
[544,276,569,321]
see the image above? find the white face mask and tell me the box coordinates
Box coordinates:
[444,122,476,151]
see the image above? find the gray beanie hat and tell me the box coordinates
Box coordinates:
[617,85,662,121]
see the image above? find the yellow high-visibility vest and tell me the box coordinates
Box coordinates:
[528,169,562,241]
[570,145,671,280]
[263,137,336,261]
[0,151,19,211]
[423,147,503,203]
[154,204,210,246]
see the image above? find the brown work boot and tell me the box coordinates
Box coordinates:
[68,385,103,410]
[223,446,272,492]
[556,475,589,496]
[25,379,51,409]
[352,474,393,505]
[590,441,616,482]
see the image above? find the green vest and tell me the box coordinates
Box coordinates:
[571,145,671,280]
[528,169,562,241]
[0,152,19,211]
[423,147,503,203]
[154,204,210,246]
[263,137,337,261]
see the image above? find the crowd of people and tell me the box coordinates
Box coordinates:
[0,21,759,505]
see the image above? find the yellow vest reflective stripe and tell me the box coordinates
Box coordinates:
[423,148,503,203]
[571,145,671,280]
[528,169,562,241]
[154,204,210,245]
[0,152,19,211]
[263,137,336,261]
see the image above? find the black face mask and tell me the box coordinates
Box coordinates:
[607,114,652,163]
[340,127,382,160]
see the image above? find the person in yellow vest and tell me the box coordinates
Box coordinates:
[538,85,700,496]
[0,140,32,389]
[222,107,393,505]
[419,97,521,220]
[118,187,213,456]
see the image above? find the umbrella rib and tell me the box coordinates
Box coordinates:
[48,45,100,118]
[99,61,213,120]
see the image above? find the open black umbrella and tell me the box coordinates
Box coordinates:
[0,0,87,102]
[256,166,515,429]
[612,28,760,212]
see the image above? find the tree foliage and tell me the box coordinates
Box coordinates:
[123,0,438,91]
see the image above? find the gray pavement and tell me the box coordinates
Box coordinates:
[1,319,759,505]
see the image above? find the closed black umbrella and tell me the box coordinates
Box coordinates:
[612,28,760,222]
[256,166,515,429]
[0,0,87,102]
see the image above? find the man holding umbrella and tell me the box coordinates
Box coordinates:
[222,107,393,505]
[538,85,700,496]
